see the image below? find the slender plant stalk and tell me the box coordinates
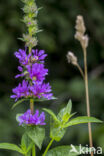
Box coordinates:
[32,145,36,156]
[43,139,54,156]
[83,47,93,156]
[76,63,85,79]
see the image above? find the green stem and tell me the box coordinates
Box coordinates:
[32,145,36,156]
[30,99,34,114]
[83,47,93,156]
[43,139,54,156]
[29,46,32,53]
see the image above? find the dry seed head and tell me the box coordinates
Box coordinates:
[75,15,89,48]
[75,15,86,35]
[67,51,78,66]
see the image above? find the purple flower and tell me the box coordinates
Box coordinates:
[11,80,53,101]
[27,63,48,82]
[15,49,31,65]
[18,109,46,126]
[29,82,53,100]
[10,80,29,101]
[18,66,23,72]
[32,49,47,63]
[15,49,47,66]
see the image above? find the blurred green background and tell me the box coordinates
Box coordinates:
[0,0,104,155]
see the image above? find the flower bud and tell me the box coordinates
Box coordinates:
[23,3,37,13]
[23,34,38,48]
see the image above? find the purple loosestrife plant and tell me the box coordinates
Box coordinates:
[0,1,102,156]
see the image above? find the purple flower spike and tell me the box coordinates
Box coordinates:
[27,63,48,82]
[18,109,46,126]
[11,48,53,102]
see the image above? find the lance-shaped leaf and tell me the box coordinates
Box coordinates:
[43,108,60,123]
[0,143,24,154]
[57,100,72,123]
[63,116,102,128]
[27,126,45,149]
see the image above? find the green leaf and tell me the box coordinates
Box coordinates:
[0,143,24,154]
[69,112,77,119]
[43,108,60,123]
[57,100,72,123]
[12,99,29,109]
[27,126,45,149]
[50,117,66,141]
[46,145,92,156]
[46,146,78,156]
[45,100,72,141]
[67,99,72,114]
[26,143,33,153]
[63,116,103,128]
[27,151,32,156]
[21,133,33,153]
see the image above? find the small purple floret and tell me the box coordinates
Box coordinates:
[27,63,48,82]
[18,109,46,126]
[32,49,47,63]
[10,80,29,101]
[29,82,53,99]
[15,49,30,65]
